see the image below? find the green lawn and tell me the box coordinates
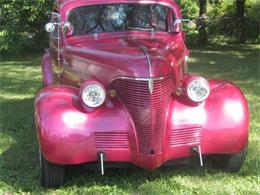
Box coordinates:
[0,44,259,194]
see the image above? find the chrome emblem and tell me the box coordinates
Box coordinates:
[148,78,154,94]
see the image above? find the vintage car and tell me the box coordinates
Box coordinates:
[35,0,249,188]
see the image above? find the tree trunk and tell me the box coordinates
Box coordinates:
[198,0,208,44]
[236,0,246,43]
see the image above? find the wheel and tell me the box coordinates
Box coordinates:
[211,146,247,172]
[39,151,65,188]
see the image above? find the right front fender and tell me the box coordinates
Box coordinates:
[35,85,137,165]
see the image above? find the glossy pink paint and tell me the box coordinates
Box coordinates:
[35,0,249,171]
[62,33,187,87]
[41,52,54,86]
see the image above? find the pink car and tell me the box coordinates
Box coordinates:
[36,0,249,188]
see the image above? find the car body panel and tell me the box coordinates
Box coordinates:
[62,33,187,87]
[35,80,249,170]
[36,0,249,171]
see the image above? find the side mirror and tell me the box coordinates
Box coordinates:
[45,22,55,33]
[62,21,74,36]
[172,19,182,33]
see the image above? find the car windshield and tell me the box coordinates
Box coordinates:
[68,4,169,36]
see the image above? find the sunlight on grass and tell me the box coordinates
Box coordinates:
[0,44,259,194]
[0,134,16,155]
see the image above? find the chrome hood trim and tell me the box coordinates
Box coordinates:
[111,76,167,94]
[111,76,165,82]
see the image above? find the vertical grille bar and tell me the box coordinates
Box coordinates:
[112,77,173,154]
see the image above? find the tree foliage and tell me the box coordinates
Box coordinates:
[0,0,53,55]
[198,0,208,44]
[0,0,259,55]
[176,0,259,44]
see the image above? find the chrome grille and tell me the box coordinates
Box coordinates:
[63,64,89,81]
[170,127,202,147]
[94,132,129,149]
[112,77,173,154]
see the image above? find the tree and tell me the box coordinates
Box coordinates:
[197,0,208,44]
[0,0,53,54]
[236,0,246,43]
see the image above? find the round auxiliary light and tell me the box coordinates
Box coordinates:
[81,83,106,108]
[187,77,210,102]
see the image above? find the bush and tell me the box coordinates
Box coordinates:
[206,0,259,43]
[0,0,53,55]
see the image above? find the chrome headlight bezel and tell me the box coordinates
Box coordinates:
[186,77,210,103]
[80,81,106,108]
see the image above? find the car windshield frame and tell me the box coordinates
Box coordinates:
[66,3,174,37]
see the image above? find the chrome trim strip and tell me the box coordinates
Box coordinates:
[130,40,153,78]
[142,48,154,94]
[140,47,153,78]
[111,76,165,83]
[130,40,154,94]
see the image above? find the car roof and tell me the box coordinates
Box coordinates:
[56,0,178,7]
[55,0,181,19]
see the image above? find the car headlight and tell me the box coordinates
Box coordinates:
[81,82,106,108]
[187,77,210,102]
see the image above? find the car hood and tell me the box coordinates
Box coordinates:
[63,35,186,85]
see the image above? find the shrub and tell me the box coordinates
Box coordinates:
[0,0,53,55]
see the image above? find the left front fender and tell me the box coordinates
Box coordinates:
[164,80,249,162]
[202,80,249,153]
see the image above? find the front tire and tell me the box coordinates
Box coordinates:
[211,146,247,172]
[39,151,65,188]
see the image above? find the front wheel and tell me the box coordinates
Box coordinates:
[211,146,247,172]
[39,151,65,188]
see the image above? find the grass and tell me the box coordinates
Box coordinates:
[0,44,259,194]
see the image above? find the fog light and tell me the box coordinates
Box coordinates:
[109,89,117,98]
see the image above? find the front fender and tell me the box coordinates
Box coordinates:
[164,80,249,161]
[41,52,54,86]
[202,80,249,153]
[35,85,136,164]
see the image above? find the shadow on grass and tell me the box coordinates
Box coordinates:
[0,98,41,191]
[0,45,259,193]
[189,44,260,95]
[0,57,43,192]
